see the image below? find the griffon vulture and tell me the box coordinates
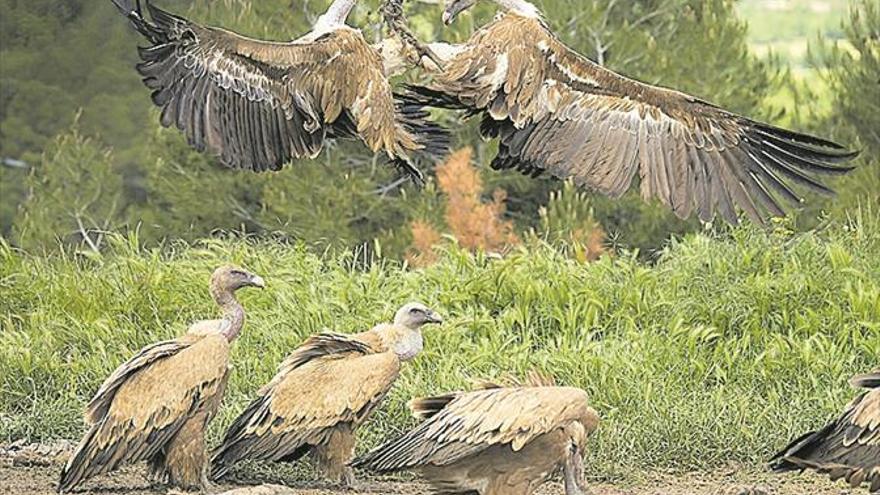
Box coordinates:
[400,0,857,224]
[210,302,443,486]
[353,374,600,495]
[58,265,265,492]
[110,0,449,183]
[770,369,880,492]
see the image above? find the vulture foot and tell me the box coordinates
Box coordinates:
[339,467,359,490]
[381,0,445,70]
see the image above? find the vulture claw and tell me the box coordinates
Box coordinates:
[382,0,445,72]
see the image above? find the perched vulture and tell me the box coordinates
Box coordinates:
[210,302,443,486]
[401,0,857,224]
[58,265,265,492]
[110,0,449,182]
[353,374,600,495]
[770,369,880,492]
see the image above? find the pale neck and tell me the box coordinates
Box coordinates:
[212,288,245,342]
[496,0,540,17]
[373,324,423,361]
[314,0,357,31]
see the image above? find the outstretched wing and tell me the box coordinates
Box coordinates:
[210,334,400,479]
[411,14,855,224]
[353,386,597,472]
[114,1,442,174]
[59,334,229,492]
[770,370,880,492]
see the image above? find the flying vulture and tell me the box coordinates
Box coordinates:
[58,265,265,492]
[400,0,858,224]
[210,302,443,486]
[110,0,449,182]
[770,369,880,492]
[353,373,600,495]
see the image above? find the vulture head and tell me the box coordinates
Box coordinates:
[210,265,266,297]
[394,302,444,330]
[562,421,591,495]
[442,0,478,24]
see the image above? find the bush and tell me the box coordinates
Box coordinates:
[1,209,877,479]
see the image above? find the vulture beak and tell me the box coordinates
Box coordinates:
[249,274,266,289]
[443,0,473,25]
[426,310,444,324]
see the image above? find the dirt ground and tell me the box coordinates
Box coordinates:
[0,443,859,495]
[0,463,860,495]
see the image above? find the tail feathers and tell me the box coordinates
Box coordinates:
[403,84,469,111]
[394,92,451,162]
[408,393,459,420]
[390,158,425,187]
[850,371,880,389]
[769,430,819,473]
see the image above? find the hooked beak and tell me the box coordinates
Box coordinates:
[443,1,471,25]
[249,274,266,289]
[427,311,444,324]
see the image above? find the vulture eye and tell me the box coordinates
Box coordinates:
[410,307,423,315]
[231,270,247,277]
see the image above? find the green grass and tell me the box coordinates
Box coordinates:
[1,209,878,481]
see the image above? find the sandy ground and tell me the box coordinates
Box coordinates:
[0,443,859,495]
[0,463,860,495]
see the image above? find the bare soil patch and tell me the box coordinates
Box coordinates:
[0,443,857,495]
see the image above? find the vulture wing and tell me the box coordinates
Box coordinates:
[114,1,445,174]
[770,370,880,491]
[353,385,597,472]
[410,14,856,224]
[210,333,400,479]
[59,334,230,492]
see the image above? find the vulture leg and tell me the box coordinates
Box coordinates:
[382,0,445,70]
[148,412,211,490]
[563,447,590,495]
[311,424,358,487]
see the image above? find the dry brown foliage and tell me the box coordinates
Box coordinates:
[408,148,519,267]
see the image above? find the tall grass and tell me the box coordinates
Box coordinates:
[1,209,878,481]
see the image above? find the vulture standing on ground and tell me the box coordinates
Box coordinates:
[770,369,880,492]
[400,0,857,224]
[210,302,443,486]
[353,374,600,495]
[110,0,448,182]
[58,265,265,493]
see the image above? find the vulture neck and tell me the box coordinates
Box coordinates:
[373,324,423,362]
[212,286,245,342]
[313,0,357,33]
[496,0,541,18]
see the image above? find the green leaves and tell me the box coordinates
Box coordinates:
[1,211,878,477]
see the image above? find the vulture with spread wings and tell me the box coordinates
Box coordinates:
[110,0,448,182]
[398,0,857,224]
[353,374,600,495]
[58,266,265,492]
[210,303,442,487]
[771,369,880,492]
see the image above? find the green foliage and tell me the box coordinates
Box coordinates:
[15,126,126,251]
[1,212,877,478]
[803,0,880,220]
[0,0,802,256]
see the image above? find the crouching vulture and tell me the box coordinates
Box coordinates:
[770,369,880,492]
[401,0,857,224]
[110,0,448,183]
[58,266,265,492]
[210,302,443,486]
[353,373,600,495]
